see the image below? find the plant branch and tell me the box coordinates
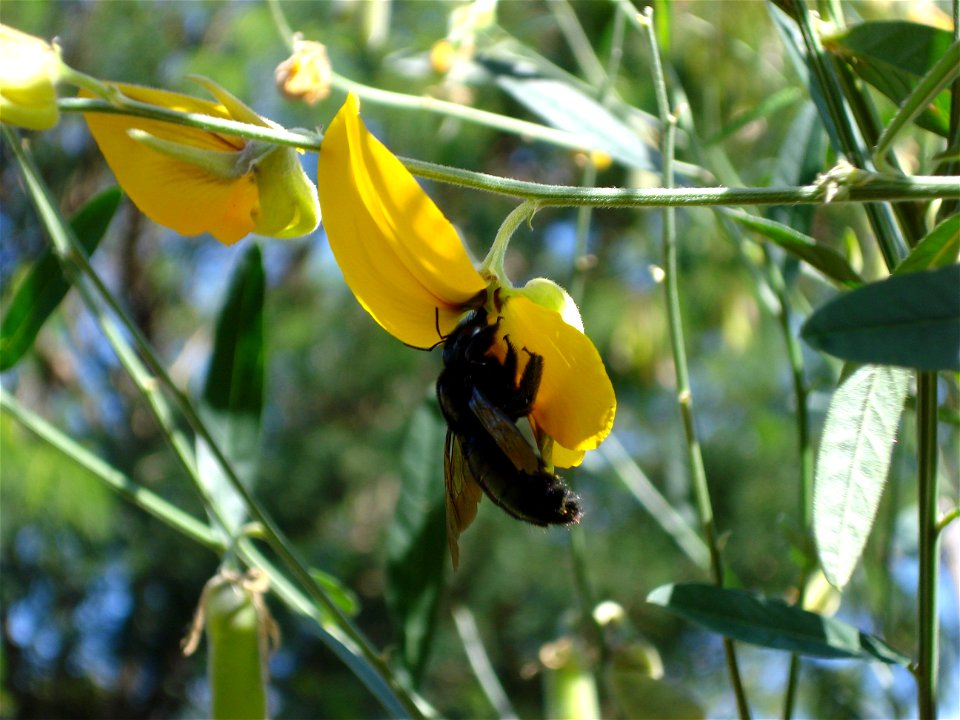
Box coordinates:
[916,371,941,719]
[1,393,223,553]
[640,8,750,717]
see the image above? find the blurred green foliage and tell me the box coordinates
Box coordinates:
[1,1,957,718]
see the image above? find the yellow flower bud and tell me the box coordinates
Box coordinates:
[0,24,62,131]
[274,38,332,106]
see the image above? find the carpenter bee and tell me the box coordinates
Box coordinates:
[436,307,581,568]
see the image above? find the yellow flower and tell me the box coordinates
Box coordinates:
[82,77,319,245]
[0,24,63,131]
[318,94,615,464]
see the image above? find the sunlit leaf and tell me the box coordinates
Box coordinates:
[801,265,960,371]
[197,243,265,537]
[310,568,360,620]
[823,21,953,136]
[813,365,910,588]
[385,400,447,686]
[894,215,960,275]
[647,583,910,665]
[494,74,659,171]
[0,187,121,370]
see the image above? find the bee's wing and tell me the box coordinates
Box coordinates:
[468,388,541,475]
[444,430,482,570]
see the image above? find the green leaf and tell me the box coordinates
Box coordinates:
[310,568,360,620]
[801,264,960,371]
[823,21,954,136]
[0,187,121,371]
[725,209,862,287]
[197,244,265,537]
[494,75,659,171]
[385,399,448,686]
[894,215,960,275]
[813,365,910,588]
[646,583,910,665]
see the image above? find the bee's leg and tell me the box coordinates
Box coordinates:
[504,345,543,417]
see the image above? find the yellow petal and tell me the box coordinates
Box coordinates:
[0,24,61,130]
[496,295,615,456]
[82,83,258,244]
[318,93,486,348]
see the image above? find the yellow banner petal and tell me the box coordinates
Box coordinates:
[318,94,485,348]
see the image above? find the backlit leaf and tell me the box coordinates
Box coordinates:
[0,187,121,370]
[197,243,265,537]
[894,215,960,275]
[813,365,910,588]
[823,21,953,136]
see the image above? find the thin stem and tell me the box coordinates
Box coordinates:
[937,507,960,535]
[479,200,539,281]
[640,8,750,717]
[916,371,940,719]
[763,250,814,720]
[59,97,321,150]
[4,128,421,720]
[1,393,223,553]
[62,101,960,208]
[452,607,520,720]
[401,156,960,206]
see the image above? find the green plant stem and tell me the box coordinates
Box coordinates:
[4,127,421,720]
[403,156,960,205]
[62,99,960,208]
[640,8,750,717]
[763,250,814,720]
[59,97,321,150]
[916,371,940,719]
[937,507,960,534]
[0,393,223,552]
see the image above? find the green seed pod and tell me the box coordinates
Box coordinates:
[184,570,277,720]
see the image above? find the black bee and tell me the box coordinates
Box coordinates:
[436,307,581,567]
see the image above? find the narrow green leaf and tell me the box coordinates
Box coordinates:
[0,187,121,370]
[824,21,954,136]
[706,87,803,146]
[197,244,265,537]
[495,75,659,171]
[769,101,827,235]
[725,209,862,287]
[801,264,960,371]
[310,568,360,620]
[647,583,910,665]
[385,399,448,686]
[813,365,910,588]
[894,215,960,275]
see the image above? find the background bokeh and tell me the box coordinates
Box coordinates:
[1,1,957,718]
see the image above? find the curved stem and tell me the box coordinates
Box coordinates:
[479,200,539,282]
